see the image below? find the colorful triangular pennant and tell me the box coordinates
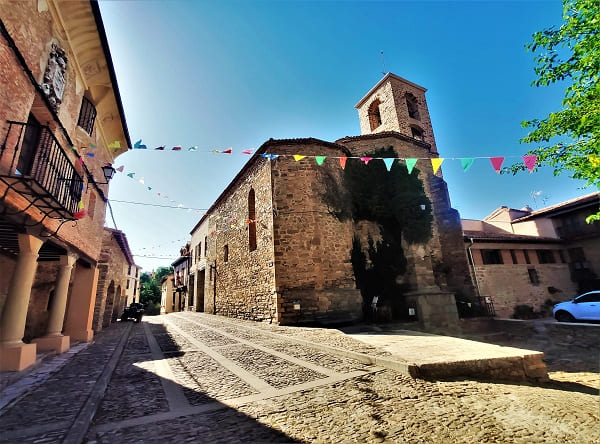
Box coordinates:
[293,155,306,161]
[490,157,504,173]
[523,155,537,172]
[383,158,394,171]
[460,158,475,172]
[405,158,417,174]
[431,158,444,174]
[315,156,326,166]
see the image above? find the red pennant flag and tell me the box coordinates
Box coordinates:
[523,155,537,172]
[339,156,347,169]
[222,148,232,154]
[489,157,504,173]
[77,157,83,165]
[242,149,253,155]
[172,146,182,151]
[73,210,86,220]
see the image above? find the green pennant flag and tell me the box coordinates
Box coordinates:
[461,158,475,172]
[315,156,326,166]
[405,158,417,174]
[127,173,135,178]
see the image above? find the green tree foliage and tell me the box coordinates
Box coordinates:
[512,0,599,221]
[140,266,173,314]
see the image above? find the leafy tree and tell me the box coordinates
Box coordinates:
[139,266,173,314]
[511,0,599,222]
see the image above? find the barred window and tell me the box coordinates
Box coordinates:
[77,96,97,135]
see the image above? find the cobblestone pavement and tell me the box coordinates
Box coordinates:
[0,312,598,443]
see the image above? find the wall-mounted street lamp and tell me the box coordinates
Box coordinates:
[96,164,116,184]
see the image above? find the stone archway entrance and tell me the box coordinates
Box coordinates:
[103,281,115,328]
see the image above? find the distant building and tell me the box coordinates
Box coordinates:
[125,264,142,306]
[187,73,474,327]
[160,274,176,314]
[92,228,137,331]
[463,192,600,317]
[171,243,191,312]
[0,2,131,371]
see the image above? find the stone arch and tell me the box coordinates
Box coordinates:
[111,284,122,323]
[406,93,420,120]
[367,99,382,130]
[102,280,115,328]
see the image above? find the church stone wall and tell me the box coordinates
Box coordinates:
[204,159,277,322]
[269,142,362,325]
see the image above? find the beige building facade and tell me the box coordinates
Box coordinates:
[0,1,131,370]
[160,274,177,314]
[463,192,599,318]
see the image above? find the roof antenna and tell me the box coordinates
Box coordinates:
[380,51,386,76]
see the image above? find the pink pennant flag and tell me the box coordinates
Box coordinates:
[489,157,504,173]
[522,155,537,172]
[77,157,83,165]
[340,156,347,169]
[172,146,182,151]
[116,165,125,173]
[222,148,232,154]
[242,149,253,155]
[360,157,373,165]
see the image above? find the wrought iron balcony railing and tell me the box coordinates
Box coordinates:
[0,120,83,219]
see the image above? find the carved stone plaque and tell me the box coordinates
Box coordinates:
[41,43,68,112]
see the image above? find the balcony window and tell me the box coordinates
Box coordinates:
[77,97,97,135]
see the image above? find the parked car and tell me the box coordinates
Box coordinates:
[553,291,600,322]
[121,302,144,323]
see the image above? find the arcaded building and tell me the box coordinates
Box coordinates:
[193,73,473,326]
[0,1,131,370]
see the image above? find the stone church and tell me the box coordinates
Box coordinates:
[188,73,473,327]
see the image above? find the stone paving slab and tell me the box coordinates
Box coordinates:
[343,328,548,380]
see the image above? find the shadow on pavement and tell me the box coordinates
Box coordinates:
[87,319,299,443]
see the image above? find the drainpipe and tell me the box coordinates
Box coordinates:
[467,237,481,297]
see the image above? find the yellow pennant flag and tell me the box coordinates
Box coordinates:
[431,158,444,174]
[293,155,305,161]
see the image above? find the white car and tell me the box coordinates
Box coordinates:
[553,291,600,322]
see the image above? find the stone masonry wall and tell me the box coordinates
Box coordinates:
[269,141,362,325]
[0,2,120,262]
[204,159,277,322]
[473,262,578,318]
[356,75,438,153]
[92,230,129,332]
[337,134,474,299]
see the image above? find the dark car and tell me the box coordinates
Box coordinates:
[121,302,144,323]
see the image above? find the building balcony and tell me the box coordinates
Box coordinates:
[0,120,83,219]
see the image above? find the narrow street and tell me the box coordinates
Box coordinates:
[1,313,598,443]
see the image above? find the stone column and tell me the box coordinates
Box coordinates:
[33,253,77,353]
[63,264,99,343]
[0,233,44,371]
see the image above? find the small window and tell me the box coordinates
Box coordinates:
[77,96,97,135]
[523,250,531,264]
[204,236,208,257]
[126,279,130,289]
[367,99,383,131]
[510,250,518,264]
[536,249,556,264]
[128,265,132,275]
[558,250,567,263]
[528,268,539,285]
[133,282,136,296]
[411,127,424,141]
[406,93,420,120]
[481,249,503,265]
[248,188,257,252]
[223,244,229,263]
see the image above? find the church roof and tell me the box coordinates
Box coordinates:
[355,73,427,108]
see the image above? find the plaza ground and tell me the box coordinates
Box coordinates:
[0,312,598,443]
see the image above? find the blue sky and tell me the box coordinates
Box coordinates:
[99,0,588,271]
